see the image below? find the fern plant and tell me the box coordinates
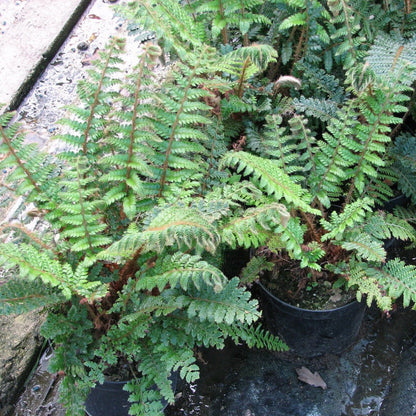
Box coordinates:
[3,0,416,414]
[0,29,288,416]
[223,34,416,311]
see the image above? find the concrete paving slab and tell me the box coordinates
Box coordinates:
[0,0,92,112]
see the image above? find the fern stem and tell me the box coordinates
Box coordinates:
[312,99,356,206]
[300,211,321,242]
[391,45,405,71]
[184,0,197,21]
[0,223,53,251]
[158,49,207,197]
[339,0,357,65]
[405,0,412,14]
[85,301,101,327]
[239,0,249,46]
[82,39,118,155]
[201,120,221,196]
[344,84,397,205]
[292,27,305,71]
[0,180,15,192]
[292,0,310,72]
[236,57,251,98]
[219,0,229,45]
[75,160,95,253]
[118,246,145,309]
[0,125,41,193]
[294,114,316,175]
[126,46,149,185]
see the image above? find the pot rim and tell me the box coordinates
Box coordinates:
[257,281,362,314]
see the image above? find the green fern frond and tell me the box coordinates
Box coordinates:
[394,168,416,205]
[344,256,416,310]
[185,277,261,325]
[366,33,416,83]
[341,233,386,262]
[328,0,367,69]
[0,243,107,300]
[56,37,125,158]
[251,114,305,181]
[321,198,374,242]
[309,98,360,204]
[101,204,221,259]
[343,71,411,203]
[119,0,206,53]
[391,133,416,203]
[45,158,110,254]
[381,258,416,308]
[345,261,393,310]
[137,252,228,293]
[269,217,307,261]
[224,325,289,351]
[392,206,416,227]
[0,119,58,201]
[221,203,290,249]
[0,278,65,315]
[363,211,416,242]
[223,44,278,72]
[294,62,345,102]
[193,0,271,44]
[221,151,318,215]
[239,255,274,285]
[292,97,339,122]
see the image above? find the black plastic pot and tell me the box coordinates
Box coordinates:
[85,373,177,416]
[85,380,132,416]
[258,282,366,357]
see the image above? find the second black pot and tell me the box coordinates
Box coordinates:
[85,372,177,416]
[258,282,366,357]
[85,380,131,416]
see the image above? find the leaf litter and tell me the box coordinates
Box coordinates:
[296,366,327,389]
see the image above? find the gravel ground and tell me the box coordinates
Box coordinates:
[1,0,145,230]
[14,0,137,152]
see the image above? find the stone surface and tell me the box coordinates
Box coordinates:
[0,311,44,415]
[166,304,416,416]
[0,0,92,112]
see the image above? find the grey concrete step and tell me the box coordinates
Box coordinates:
[0,0,92,113]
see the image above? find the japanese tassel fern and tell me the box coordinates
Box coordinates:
[0,36,287,416]
[223,47,416,311]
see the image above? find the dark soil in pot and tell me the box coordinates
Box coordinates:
[261,261,356,311]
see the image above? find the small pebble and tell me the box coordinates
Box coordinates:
[32,385,40,392]
[77,41,89,51]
